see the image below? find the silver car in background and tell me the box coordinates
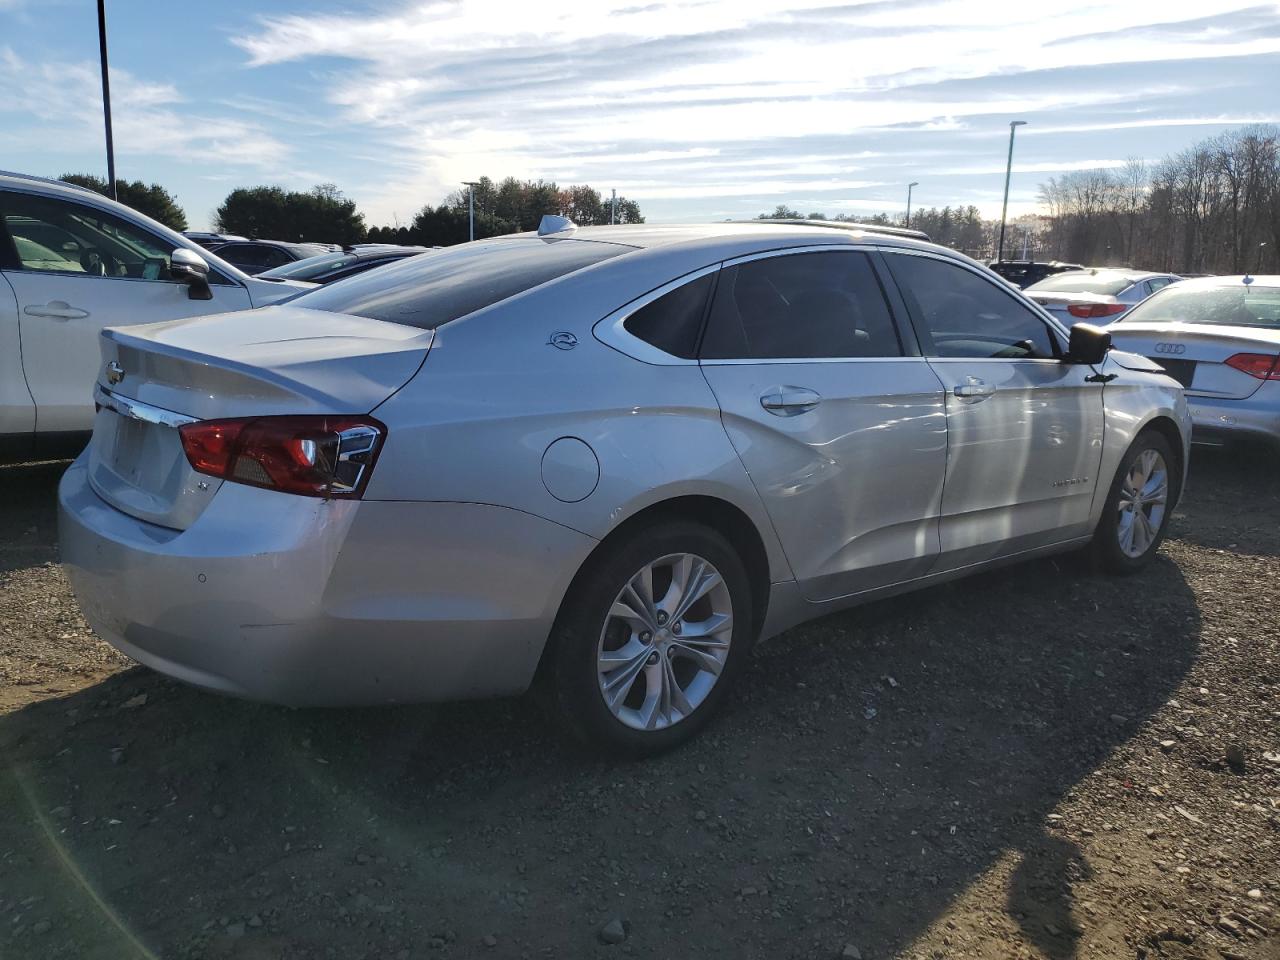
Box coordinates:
[59,220,1190,755]
[1026,269,1181,323]
[1108,275,1280,449]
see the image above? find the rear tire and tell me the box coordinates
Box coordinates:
[546,521,754,757]
[1090,431,1176,575]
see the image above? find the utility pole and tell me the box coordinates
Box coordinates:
[905,181,919,229]
[97,0,117,200]
[462,181,479,241]
[610,188,617,225]
[997,120,1026,263]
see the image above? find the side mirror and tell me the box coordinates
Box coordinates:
[1067,322,1111,365]
[171,247,212,300]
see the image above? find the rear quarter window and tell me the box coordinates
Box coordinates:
[290,238,628,329]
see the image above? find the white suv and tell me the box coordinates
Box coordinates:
[0,172,311,463]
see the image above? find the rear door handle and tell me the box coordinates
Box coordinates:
[760,386,822,416]
[25,301,89,320]
[953,377,994,400]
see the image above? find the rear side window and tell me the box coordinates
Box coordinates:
[623,273,714,359]
[700,250,903,360]
[886,253,1057,359]
[291,238,627,330]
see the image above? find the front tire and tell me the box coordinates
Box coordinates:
[546,521,754,756]
[1090,431,1176,574]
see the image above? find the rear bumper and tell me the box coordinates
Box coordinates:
[1187,386,1280,446]
[58,456,597,706]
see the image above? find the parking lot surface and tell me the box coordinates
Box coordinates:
[1,451,1277,960]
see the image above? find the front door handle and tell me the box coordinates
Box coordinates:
[760,386,822,416]
[953,377,994,400]
[25,301,89,320]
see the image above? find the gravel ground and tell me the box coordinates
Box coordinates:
[0,450,1277,960]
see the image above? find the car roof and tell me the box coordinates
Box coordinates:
[1044,268,1171,282]
[1164,274,1280,289]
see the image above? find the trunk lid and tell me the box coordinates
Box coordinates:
[1107,321,1280,398]
[1029,291,1127,323]
[87,306,432,530]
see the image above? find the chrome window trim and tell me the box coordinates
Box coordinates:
[700,355,932,367]
[873,245,1072,349]
[592,263,722,366]
[94,384,198,429]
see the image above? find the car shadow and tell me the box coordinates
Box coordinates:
[0,545,1200,959]
[0,460,68,576]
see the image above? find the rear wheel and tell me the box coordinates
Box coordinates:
[546,522,753,756]
[1091,431,1175,574]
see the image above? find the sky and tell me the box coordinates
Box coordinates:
[1,0,1277,231]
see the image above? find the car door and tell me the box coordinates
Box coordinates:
[881,249,1105,570]
[698,247,948,601]
[0,268,34,459]
[0,189,253,437]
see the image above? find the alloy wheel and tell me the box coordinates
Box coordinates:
[1117,448,1169,558]
[596,552,734,731]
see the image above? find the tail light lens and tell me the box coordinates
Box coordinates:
[178,415,385,498]
[1067,303,1128,319]
[1224,352,1280,380]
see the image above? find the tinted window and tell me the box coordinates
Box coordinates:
[260,252,359,280]
[292,238,627,330]
[261,247,295,268]
[623,273,714,359]
[700,250,902,360]
[218,243,268,268]
[888,254,1057,359]
[1121,284,1280,328]
[1,191,174,280]
[1026,272,1134,295]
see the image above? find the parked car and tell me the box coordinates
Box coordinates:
[257,245,429,285]
[183,230,249,249]
[59,219,1189,755]
[1107,275,1280,450]
[988,259,1085,288]
[211,239,333,275]
[1025,269,1181,323]
[0,171,313,463]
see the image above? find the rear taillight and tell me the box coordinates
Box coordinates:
[1067,303,1128,319]
[178,415,385,498]
[1224,353,1280,380]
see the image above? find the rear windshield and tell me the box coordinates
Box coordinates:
[289,238,627,329]
[1027,273,1133,295]
[1121,284,1280,328]
[261,252,358,280]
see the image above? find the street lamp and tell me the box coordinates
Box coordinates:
[905,181,919,229]
[97,0,117,200]
[462,181,479,242]
[997,120,1026,263]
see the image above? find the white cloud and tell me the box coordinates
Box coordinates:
[0,47,291,171]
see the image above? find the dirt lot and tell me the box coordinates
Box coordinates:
[1,451,1277,960]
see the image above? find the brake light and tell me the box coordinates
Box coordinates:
[1224,353,1280,380]
[1067,303,1128,319]
[178,415,385,498]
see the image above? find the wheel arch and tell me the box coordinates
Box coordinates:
[1138,414,1187,507]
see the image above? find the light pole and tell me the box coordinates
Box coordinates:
[997,120,1026,263]
[905,181,919,229]
[462,181,479,241]
[97,0,117,200]
[610,188,617,225]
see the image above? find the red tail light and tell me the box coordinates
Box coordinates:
[1067,302,1128,319]
[1224,352,1280,380]
[178,415,386,498]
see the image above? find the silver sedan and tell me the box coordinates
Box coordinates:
[1108,275,1280,449]
[59,221,1190,754]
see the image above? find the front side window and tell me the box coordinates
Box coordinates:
[1,190,174,280]
[886,253,1058,359]
[700,250,903,360]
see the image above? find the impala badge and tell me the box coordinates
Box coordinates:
[106,360,125,385]
[547,331,578,350]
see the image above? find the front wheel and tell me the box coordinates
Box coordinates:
[545,521,754,756]
[1090,431,1176,574]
